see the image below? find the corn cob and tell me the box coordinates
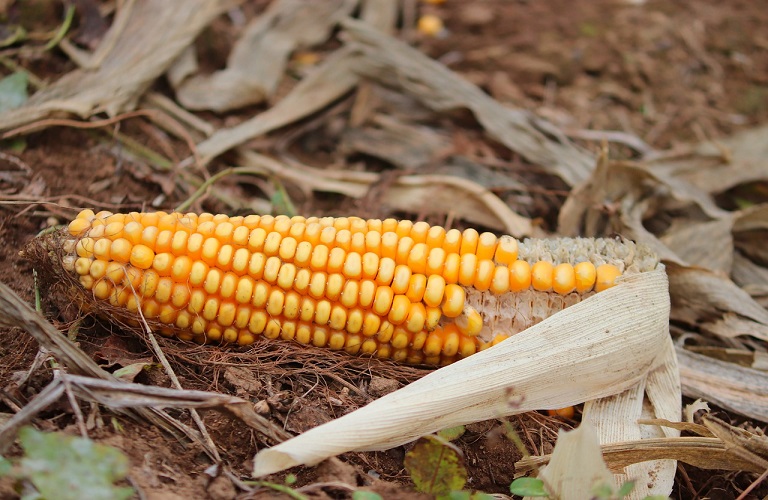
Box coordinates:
[56,210,657,365]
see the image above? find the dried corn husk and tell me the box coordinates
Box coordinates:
[253,265,678,497]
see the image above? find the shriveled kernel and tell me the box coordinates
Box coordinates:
[553,263,576,295]
[531,261,555,292]
[441,283,465,318]
[425,306,442,330]
[574,261,597,293]
[595,264,621,292]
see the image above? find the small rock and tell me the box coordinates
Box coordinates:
[368,376,400,398]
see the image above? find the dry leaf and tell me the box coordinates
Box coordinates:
[0,0,239,133]
[253,267,673,483]
[174,0,357,112]
[536,422,613,500]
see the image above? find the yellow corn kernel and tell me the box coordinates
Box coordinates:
[441,283,465,318]
[531,261,554,292]
[574,261,596,293]
[509,260,532,291]
[553,263,576,295]
[595,264,621,292]
[490,265,510,294]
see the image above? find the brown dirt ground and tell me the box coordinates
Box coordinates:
[1,0,768,498]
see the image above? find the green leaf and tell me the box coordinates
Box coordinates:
[285,473,297,485]
[404,435,467,497]
[437,425,466,442]
[509,477,549,497]
[617,480,636,498]
[445,491,470,500]
[0,71,28,113]
[0,456,12,476]
[592,481,614,499]
[352,491,383,500]
[18,427,133,500]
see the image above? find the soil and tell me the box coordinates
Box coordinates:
[1,0,767,499]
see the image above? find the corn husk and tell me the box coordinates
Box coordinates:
[253,266,678,497]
